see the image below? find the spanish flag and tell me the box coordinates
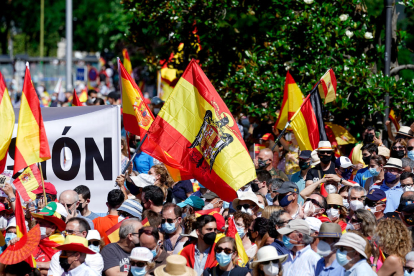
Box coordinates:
[226,216,249,267]
[275,72,305,130]
[106,217,128,243]
[195,208,221,217]
[147,60,256,202]
[318,69,337,104]
[0,72,14,173]
[122,48,133,75]
[71,89,82,106]
[14,64,51,175]
[13,164,42,202]
[290,89,328,151]
[78,88,88,103]
[15,190,37,267]
[389,108,400,131]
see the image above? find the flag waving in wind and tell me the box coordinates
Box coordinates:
[318,69,337,104]
[0,72,14,173]
[14,64,51,174]
[147,60,256,202]
[71,89,82,106]
[122,49,133,75]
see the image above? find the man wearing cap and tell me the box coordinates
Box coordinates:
[275,182,303,219]
[27,181,58,214]
[334,232,377,275]
[56,235,100,275]
[232,191,264,218]
[277,220,320,276]
[354,143,378,187]
[291,150,312,205]
[306,141,336,187]
[201,191,223,211]
[117,199,143,220]
[364,189,387,221]
[177,195,205,212]
[59,190,94,230]
[254,148,289,181]
[314,223,345,276]
[396,191,414,227]
[370,157,404,213]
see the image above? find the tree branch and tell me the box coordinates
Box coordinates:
[390,64,414,76]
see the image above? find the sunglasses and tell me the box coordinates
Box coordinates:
[138,228,154,235]
[404,267,414,273]
[318,151,332,156]
[215,247,234,254]
[130,261,147,267]
[261,260,279,266]
[161,218,178,224]
[88,241,100,246]
[328,204,342,210]
[236,204,254,210]
[408,146,414,151]
[305,198,323,209]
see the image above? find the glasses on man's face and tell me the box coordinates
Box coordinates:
[130,261,147,267]
[215,247,234,254]
[88,241,100,246]
[161,218,178,224]
[236,204,254,211]
[63,229,82,236]
[319,151,331,156]
[408,146,414,151]
[305,198,323,209]
[393,146,405,150]
[138,228,155,236]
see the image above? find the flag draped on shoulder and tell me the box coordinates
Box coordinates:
[290,87,328,151]
[318,69,337,104]
[122,49,133,75]
[0,72,14,173]
[14,65,51,175]
[147,60,256,202]
[275,72,305,130]
[71,89,82,106]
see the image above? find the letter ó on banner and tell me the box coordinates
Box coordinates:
[6,138,16,172]
[85,138,112,180]
[52,137,81,180]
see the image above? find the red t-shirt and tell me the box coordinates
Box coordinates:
[93,215,119,245]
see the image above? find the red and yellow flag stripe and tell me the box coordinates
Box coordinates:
[0,72,14,173]
[122,49,133,75]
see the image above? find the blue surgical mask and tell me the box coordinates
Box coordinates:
[131,266,147,276]
[88,244,100,253]
[341,169,353,180]
[282,235,294,250]
[236,226,245,238]
[408,151,414,161]
[222,201,230,209]
[151,245,158,258]
[384,171,398,183]
[369,168,380,177]
[405,269,414,276]
[216,252,232,266]
[279,194,293,207]
[162,222,177,234]
[5,233,17,244]
[336,249,350,266]
[106,100,111,105]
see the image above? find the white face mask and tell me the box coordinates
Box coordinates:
[316,240,332,257]
[118,215,125,223]
[263,262,279,276]
[203,203,215,210]
[365,205,378,214]
[342,199,349,209]
[325,184,337,194]
[241,207,253,216]
[403,186,414,192]
[40,226,48,239]
[349,200,364,211]
[303,201,320,218]
[326,207,339,220]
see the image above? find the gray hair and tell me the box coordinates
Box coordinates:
[268,210,287,238]
[406,251,414,262]
[348,186,367,197]
[402,158,414,170]
[119,218,141,239]
[268,178,285,191]
[302,233,314,245]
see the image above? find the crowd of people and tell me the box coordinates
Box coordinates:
[3,85,414,276]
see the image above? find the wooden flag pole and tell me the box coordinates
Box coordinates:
[38,163,47,205]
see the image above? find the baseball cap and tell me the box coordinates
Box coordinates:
[31,182,57,195]
[334,156,354,169]
[299,150,312,160]
[177,196,205,209]
[334,232,367,259]
[278,219,310,235]
[0,202,6,212]
[366,189,386,202]
[151,96,164,106]
[261,133,275,141]
[275,181,298,194]
[130,247,153,262]
[201,191,219,200]
[130,174,155,188]
[305,217,322,233]
[86,230,101,241]
[398,199,414,213]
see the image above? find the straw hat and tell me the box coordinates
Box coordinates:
[396,126,413,138]
[326,194,344,207]
[317,141,333,151]
[252,246,288,264]
[383,157,403,170]
[154,255,197,276]
[56,235,96,254]
[232,191,264,211]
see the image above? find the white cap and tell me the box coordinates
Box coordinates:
[130,174,155,188]
[130,247,153,262]
[55,202,68,218]
[305,217,322,232]
[6,217,16,230]
[87,230,101,241]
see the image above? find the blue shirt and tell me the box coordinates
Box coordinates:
[194,244,210,276]
[315,258,345,276]
[371,182,403,213]
[344,259,377,276]
[291,171,306,205]
[353,167,371,187]
[132,152,154,174]
[282,245,321,276]
[271,239,291,259]
[172,180,193,203]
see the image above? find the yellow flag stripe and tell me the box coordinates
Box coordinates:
[0,89,14,160]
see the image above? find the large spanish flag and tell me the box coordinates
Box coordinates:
[275,72,305,130]
[14,65,51,174]
[122,48,133,75]
[147,60,256,202]
[0,72,14,173]
[318,69,337,104]
[119,60,192,179]
[290,90,328,151]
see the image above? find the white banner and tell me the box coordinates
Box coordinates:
[5,105,121,213]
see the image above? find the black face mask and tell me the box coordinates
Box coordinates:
[319,155,331,164]
[362,155,371,166]
[203,232,216,246]
[257,159,268,170]
[59,257,71,272]
[391,150,405,159]
[77,203,85,212]
[299,161,310,170]
[364,134,374,144]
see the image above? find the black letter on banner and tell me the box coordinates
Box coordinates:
[52,138,81,180]
[85,138,112,180]
[6,138,16,171]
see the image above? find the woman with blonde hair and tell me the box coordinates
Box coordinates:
[149,164,174,201]
[202,236,251,276]
[373,219,412,275]
[262,205,283,219]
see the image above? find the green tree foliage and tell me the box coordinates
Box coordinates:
[125,0,414,133]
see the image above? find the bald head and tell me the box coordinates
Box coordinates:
[59,190,80,214]
[401,191,414,202]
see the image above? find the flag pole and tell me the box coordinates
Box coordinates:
[38,163,47,205]
[271,81,322,152]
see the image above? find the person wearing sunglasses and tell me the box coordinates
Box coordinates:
[139,227,168,274]
[301,194,328,221]
[232,191,264,218]
[326,194,348,232]
[252,245,287,276]
[364,189,387,221]
[391,138,408,159]
[305,141,336,188]
[160,203,186,254]
[127,247,155,276]
[202,237,251,276]
[273,182,302,219]
[404,252,414,276]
